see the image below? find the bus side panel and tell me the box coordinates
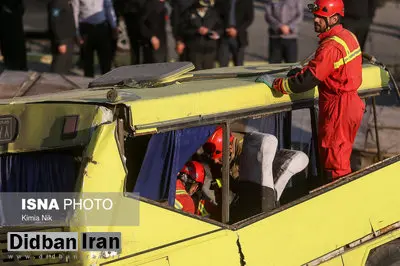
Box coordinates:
[72,122,231,266]
[341,229,400,266]
[235,158,400,265]
[109,230,240,266]
[320,256,344,266]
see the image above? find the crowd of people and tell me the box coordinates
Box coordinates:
[0,0,379,78]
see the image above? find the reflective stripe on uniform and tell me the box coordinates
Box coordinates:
[174,199,183,210]
[197,200,209,216]
[327,35,361,69]
[216,178,222,188]
[282,78,294,94]
[175,189,187,195]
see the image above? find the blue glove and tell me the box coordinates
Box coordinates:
[255,73,275,88]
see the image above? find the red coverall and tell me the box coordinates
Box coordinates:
[272,24,365,179]
[175,179,195,213]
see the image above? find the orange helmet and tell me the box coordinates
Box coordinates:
[203,127,234,160]
[179,161,205,184]
[308,0,344,17]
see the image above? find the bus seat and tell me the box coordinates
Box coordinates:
[239,132,278,189]
[238,132,309,213]
[238,132,278,212]
[272,149,309,200]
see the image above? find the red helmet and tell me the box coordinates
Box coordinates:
[203,127,234,160]
[308,0,344,17]
[179,161,205,184]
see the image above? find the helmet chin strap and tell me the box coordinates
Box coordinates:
[323,15,340,32]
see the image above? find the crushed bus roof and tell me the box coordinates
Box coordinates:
[0,63,390,132]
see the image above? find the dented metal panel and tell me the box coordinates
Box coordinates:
[0,104,113,154]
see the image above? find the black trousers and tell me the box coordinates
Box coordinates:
[123,13,143,65]
[218,37,245,67]
[342,17,372,50]
[143,42,167,64]
[0,10,27,70]
[178,45,189,62]
[80,22,113,77]
[188,49,216,70]
[268,37,298,64]
[51,39,74,74]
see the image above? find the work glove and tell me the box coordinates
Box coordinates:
[287,67,302,77]
[255,73,275,88]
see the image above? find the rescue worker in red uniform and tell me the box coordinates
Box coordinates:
[175,160,217,217]
[256,0,365,181]
[175,177,195,214]
[202,126,243,180]
[175,162,197,214]
[200,127,242,213]
[178,161,217,218]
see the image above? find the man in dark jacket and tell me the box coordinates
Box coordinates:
[140,0,168,63]
[114,0,145,65]
[342,0,378,50]
[170,0,195,61]
[48,0,76,74]
[181,0,223,70]
[215,0,254,67]
[0,0,27,70]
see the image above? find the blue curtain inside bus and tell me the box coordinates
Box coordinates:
[0,152,77,192]
[133,125,217,206]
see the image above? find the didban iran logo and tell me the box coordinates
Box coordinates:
[7,232,121,252]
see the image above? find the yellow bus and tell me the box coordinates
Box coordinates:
[0,60,399,266]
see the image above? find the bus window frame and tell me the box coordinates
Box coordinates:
[124,88,388,227]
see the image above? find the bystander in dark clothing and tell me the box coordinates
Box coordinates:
[215,0,254,67]
[110,0,122,67]
[140,0,168,63]
[72,0,118,77]
[265,0,303,63]
[342,0,378,50]
[114,0,145,65]
[170,0,196,61]
[181,1,223,70]
[0,0,27,70]
[48,0,76,74]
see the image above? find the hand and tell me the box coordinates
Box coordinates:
[208,31,220,40]
[255,73,276,88]
[198,26,209,35]
[75,35,84,45]
[226,27,237,38]
[151,36,160,50]
[280,24,291,35]
[58,44,67,54]
[175,41,185,55]
[111,27,119,40]
[287,67,302,77]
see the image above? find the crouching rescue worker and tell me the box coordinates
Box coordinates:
[177,161,219,218]
[175,165,196,214]
[199,126,243,213]
[203,126,243,180]
[256,0,365,181]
